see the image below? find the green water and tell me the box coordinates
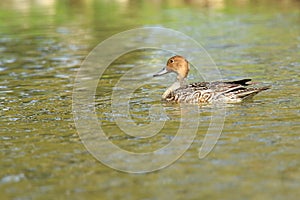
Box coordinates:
[1,0,300,199]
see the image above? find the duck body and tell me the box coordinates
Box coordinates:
[154,55,270,104]
[164,79,270,103]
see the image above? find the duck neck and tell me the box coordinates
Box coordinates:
[169,76,187,92]
[162,76,187,99]
[177,75,187,87]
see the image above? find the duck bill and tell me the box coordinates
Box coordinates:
[153,67,170,77]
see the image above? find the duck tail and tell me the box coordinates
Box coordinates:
[236,86,271,100]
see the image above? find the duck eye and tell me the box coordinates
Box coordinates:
[169,59,174,63]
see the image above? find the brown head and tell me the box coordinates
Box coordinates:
[153,55,190,81]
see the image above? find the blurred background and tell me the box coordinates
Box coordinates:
[1,0,299,199]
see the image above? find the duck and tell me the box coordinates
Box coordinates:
[153,55,270,103]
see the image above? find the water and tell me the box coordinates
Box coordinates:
[1,0,300,199]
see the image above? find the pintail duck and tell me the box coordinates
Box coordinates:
[153,55,270,103]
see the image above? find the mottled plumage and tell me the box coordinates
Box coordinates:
[153,56,270,104]
[165,79,270,103]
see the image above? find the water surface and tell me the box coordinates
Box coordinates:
[1,0,300,199]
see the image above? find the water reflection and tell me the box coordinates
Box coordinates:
[2,0,300,15]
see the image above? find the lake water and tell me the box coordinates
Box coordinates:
[1,0,300,199]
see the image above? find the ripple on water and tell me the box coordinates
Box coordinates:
[1,174,25,184]
[0,67,7,71]
[2,57,17,64]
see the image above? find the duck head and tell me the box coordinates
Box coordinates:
[153,55,190,81]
